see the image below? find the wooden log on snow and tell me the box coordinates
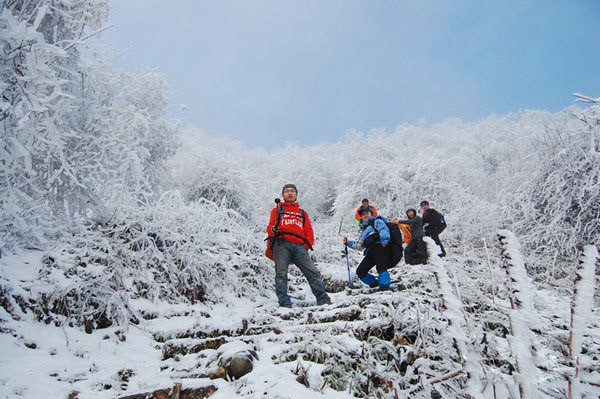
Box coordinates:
[117,384,217,399]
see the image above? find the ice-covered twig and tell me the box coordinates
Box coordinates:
[62,24,113,51]
[429,369,466,384]
[568,245,599,399]
[572,93,600,104]
[424,237,487,397]
[483,237,497,304]
[497,229,539,398]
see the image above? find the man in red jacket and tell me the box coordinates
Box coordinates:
[267,184,331,308]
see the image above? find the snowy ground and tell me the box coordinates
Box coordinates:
[1,240,599,398]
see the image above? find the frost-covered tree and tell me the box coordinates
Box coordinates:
[168,129,258,220]
[504,97,600,268]
[1,0,109,249]
[0,1,179,251]
[70,50,179,219]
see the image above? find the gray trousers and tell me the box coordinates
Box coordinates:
[273,240,331,306]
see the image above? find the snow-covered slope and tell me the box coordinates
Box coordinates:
[2,2,600,397]
[2,237,598,398]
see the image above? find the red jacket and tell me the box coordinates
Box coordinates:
[267,202,314,248]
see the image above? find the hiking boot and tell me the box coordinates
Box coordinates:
[279,303,292,308]
[438,253,446,258]
[317,300,332,306]
[378,286,391,292]
[369,283,379,288]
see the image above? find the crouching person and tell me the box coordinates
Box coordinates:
[394,208,427,265]
[267,184,332,308]
[343,207,392,291]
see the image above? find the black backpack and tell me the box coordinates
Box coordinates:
[438,214,447,233]
[426,209,447,234]
[368,217,403,268]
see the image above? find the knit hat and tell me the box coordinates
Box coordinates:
[282,183,298,194]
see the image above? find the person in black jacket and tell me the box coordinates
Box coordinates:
[394,208,427,265]
[420,200,446,257]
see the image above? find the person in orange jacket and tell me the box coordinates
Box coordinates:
[354,198,378,225]
[267,184,331,308]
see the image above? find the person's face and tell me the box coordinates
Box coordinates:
[283,188,298,203]
[361,210,372,222]
[362,200,369,207]
[407,210,415,219]
[421,204,429,212]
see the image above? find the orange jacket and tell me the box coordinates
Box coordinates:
[398,223,412,244]
[354,205,378,221]
[267,202,314,248]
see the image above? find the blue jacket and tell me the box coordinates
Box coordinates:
[348,216,390,253]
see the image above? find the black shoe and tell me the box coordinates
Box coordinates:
[378,286,391,292]
[369,283,379,288]
[438,253,446,258]
[317,300,332,306]
[279,303,292,308]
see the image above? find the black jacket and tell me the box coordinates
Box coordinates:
[422,208,444,233]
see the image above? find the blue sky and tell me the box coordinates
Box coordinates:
[98,1,600,148]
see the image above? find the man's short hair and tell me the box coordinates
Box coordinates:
[359,206,372,215]
[282,183,298,194]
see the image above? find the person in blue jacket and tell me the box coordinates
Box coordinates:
[343,207,392,291]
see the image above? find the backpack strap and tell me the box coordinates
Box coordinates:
[367,216,383,230]
[266,206,313,251]
[276,205,285,229]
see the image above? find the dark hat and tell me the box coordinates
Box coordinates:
[282,183,297,194]
[406,208,417,217]
[420,200,429,207]
[361,198,369,203]
[359,206,373,215]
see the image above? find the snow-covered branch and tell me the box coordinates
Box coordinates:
[497,229,541,398]
[425,237,488,397]
[568,245,599,399]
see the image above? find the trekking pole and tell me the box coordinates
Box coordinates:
[344,245,353,289]
[272,198,281,234]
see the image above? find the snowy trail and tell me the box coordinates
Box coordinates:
[135,254,503,398]
[2,245,599,398]
[154,265,432,398]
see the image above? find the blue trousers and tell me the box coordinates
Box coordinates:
[273,240,331,306]
[356,244,391,287]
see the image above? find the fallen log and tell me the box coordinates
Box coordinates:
[117,384,217,399]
